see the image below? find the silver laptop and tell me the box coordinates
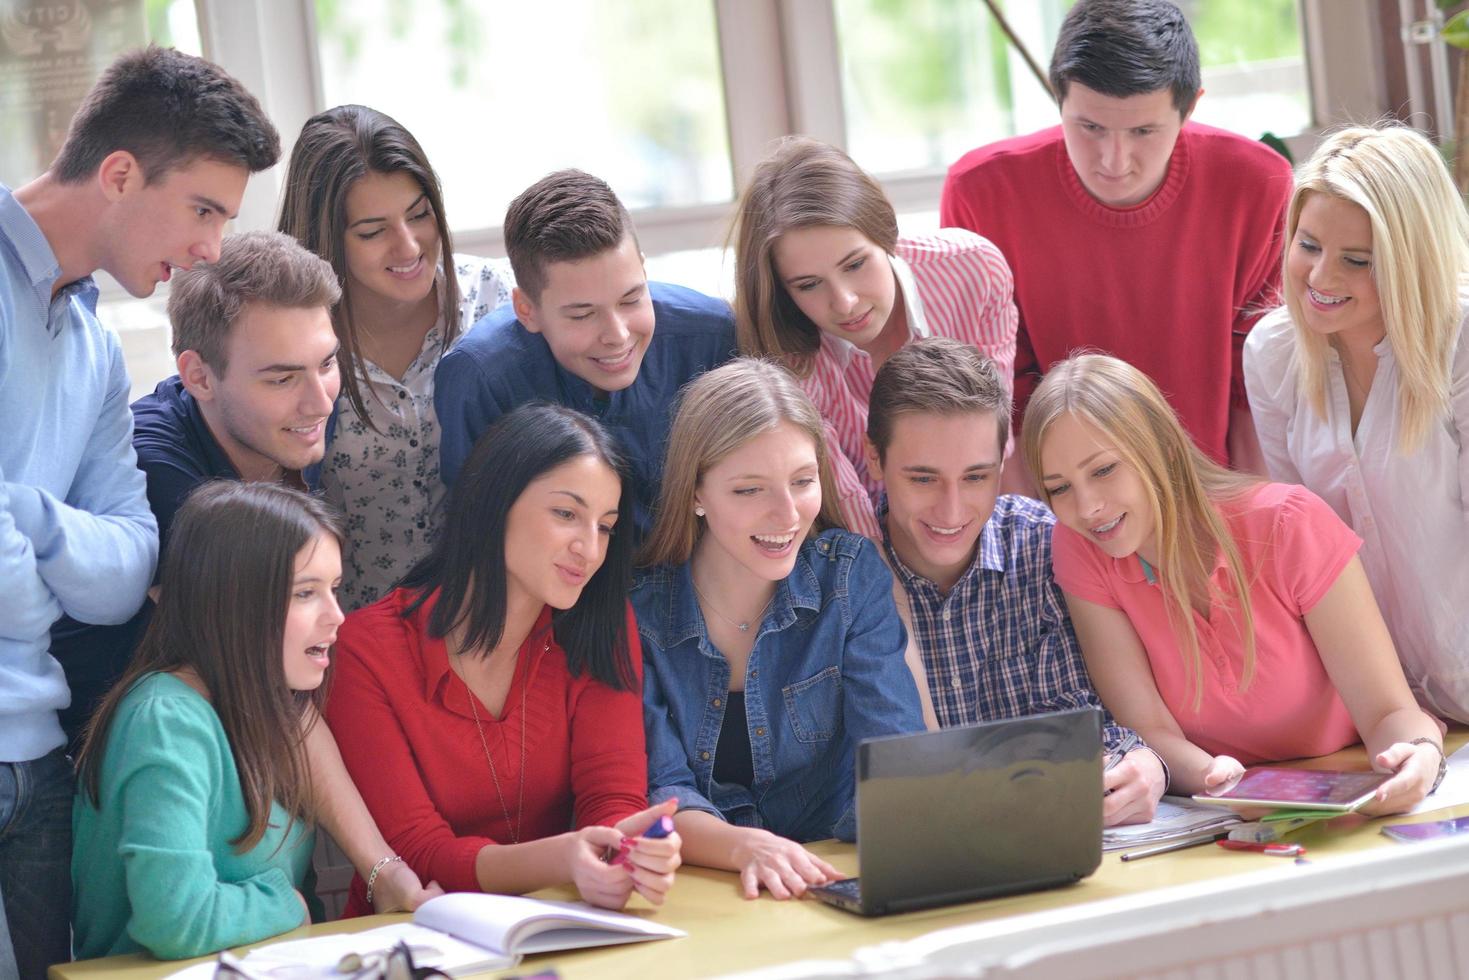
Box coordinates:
[812,707,1104,916]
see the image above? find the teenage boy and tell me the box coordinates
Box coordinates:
[52,230,342,747]
[435,170,736,533]
[865,338,1166,827]
[941,0,1290,473]
[0,47,278,977]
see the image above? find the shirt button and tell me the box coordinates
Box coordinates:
[409,439,419,448]
[398,390,408,399]
[699,751,710,761]
[818,539,830,553]
[416,520,426,529]
[755,727,766,737]
[942,607,952,620]
[749,669,758,679]
[950,677,961,689]
[712,697,722,708]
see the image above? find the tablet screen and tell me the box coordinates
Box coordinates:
[1197,767,1391,810]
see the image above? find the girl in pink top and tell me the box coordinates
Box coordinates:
[1022,354,1443,815]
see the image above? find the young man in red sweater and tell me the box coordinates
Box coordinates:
[941,0,1291,481]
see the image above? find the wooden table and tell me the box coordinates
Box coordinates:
[54,731,1469,979]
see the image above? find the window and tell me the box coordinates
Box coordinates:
[834,0,1310,180]
[0,0,201,187]
[313,0,734,234]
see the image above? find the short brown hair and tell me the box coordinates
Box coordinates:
[168,230,341,376]
[503,170,636,301]
[867,337,1011,461]
[52,46,279,184]
[1049,0,1200,116]
[732,137,897,375]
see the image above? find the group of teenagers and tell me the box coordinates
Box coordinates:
[4,0,1468,974]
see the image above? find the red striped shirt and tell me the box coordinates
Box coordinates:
[799,229,1017,539]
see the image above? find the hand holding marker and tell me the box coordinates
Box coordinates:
[607,814,675,866]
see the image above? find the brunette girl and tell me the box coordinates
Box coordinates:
[72,483,435,960]
[278,105,514,610]
[326,404,680,914]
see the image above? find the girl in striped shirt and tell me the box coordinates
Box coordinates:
[731,136,1018,541]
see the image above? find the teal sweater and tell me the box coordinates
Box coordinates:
[72,672,314,960]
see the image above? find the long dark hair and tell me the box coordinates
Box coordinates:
[277,104,459,428]
[400,404,637,691]
[76,482,345,851]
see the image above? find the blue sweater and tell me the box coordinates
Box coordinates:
[434,281,735,537]
[0,184,157,762]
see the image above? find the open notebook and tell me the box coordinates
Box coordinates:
[166,893,684,978]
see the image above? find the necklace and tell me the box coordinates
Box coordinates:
[459,634,547,845]
[691,575,774,633]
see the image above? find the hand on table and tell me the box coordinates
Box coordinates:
[370,860,444,914]
[731,829,842,900]
[1103,747,1166,826]
[1359,741,1440,817]
[1199,755,1245,796]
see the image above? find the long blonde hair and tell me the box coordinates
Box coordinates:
[1284,124,1469,452]
[639,358,845,568]
[1021,355,1259,711]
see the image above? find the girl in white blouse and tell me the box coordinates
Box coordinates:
[1244,124,1469,723]
[278,105,514,610]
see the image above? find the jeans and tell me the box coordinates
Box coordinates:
[0,748,73,980]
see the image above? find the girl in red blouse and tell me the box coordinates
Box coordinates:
[326,404,681,914]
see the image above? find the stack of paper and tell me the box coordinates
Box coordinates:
[1102,796,1243,852]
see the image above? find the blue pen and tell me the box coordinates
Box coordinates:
[642,814,675,839]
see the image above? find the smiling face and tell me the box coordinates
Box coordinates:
[1058,82,1192,209]
[868,411,1001,592]
[1038,411,1158,563]
[513,234,655,396]
[185,302,341,482]
[342,169,442,308]
[693,422,823,584]
[1286,192,1384,347]
[281,531,345,691]
[771,224,896,353]
[503,454,622,611]
[101,155,248,297]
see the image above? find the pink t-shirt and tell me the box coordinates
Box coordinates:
[1052,482,1362,764]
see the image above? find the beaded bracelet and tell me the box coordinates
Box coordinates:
[1409,737,1448,795]
[365,854,403,906]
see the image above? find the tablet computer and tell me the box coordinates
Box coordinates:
[1192,767,1391,812]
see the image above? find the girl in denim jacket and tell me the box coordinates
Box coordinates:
[634,358,924,900]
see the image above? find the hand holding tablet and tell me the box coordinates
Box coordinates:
[1193,767,1393,812]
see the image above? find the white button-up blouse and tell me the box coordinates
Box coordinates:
[1244,301,1469,723]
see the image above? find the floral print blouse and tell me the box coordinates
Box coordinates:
[324,254,514,610]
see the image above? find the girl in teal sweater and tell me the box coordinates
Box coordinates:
[72,482,435,960]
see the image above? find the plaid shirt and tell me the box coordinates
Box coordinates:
[882,494,1138,755]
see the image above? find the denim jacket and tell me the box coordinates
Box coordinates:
[632,529,924,843]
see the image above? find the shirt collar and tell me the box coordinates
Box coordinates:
[876,495,1006,595]
[887,251,931,339]
[0,183,98,327]
[407,587,554,705]
[656,543,825,649]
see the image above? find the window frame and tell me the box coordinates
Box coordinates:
[188,0,1367,257]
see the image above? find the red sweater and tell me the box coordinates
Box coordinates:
[325,588,648,915]
[941,123,1291,464]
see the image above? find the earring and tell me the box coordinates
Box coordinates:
[694,506,705,517]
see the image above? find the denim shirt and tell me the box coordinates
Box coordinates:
[632,529,924,843]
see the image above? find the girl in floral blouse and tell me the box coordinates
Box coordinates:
[279,105,514,609]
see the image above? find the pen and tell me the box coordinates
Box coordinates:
[1120,830,1229,861]
[607,814,676,865]
[1103,732,1140,773]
